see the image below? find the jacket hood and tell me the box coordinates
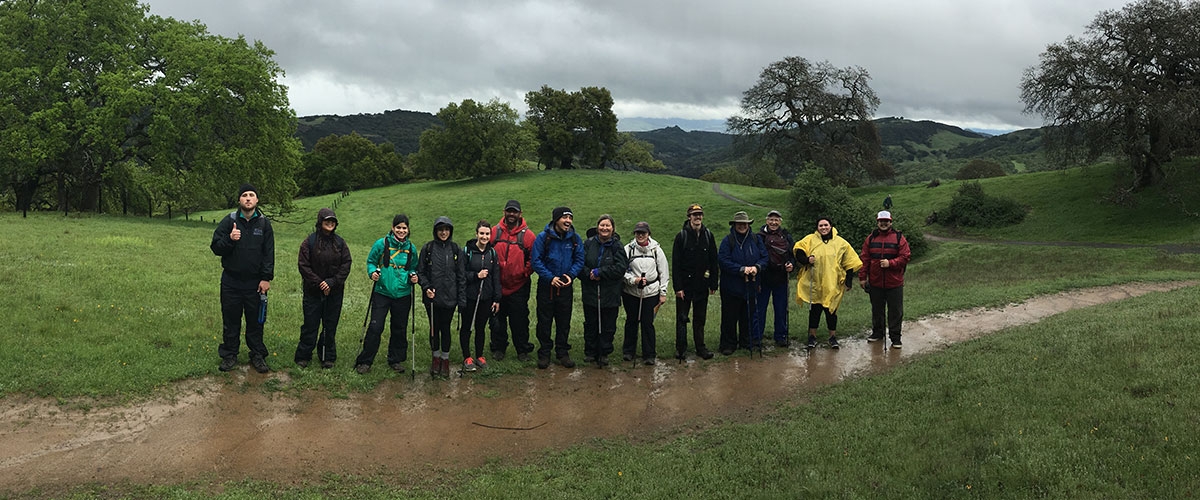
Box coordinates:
[811,226,840,239]
[316,208,338,233]
[432,216,454,239]
[466,238,491,251]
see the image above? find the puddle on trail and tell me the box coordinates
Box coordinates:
[0,282,1193,490]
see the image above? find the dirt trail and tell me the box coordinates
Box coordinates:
[1,281,1193,491]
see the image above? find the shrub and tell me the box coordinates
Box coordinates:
[700,166,752,186]
[942,181,1027,228]
[787,169,928,259]
[955,159,1007,180]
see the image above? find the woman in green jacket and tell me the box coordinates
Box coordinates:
[354,214,419,374]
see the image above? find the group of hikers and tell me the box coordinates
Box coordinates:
[210,184,911,377]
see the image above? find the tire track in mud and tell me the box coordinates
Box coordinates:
[1,281,1195,491]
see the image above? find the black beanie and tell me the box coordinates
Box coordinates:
[551,206,573,223]
[237,183,257,198]
[392,214,409,227]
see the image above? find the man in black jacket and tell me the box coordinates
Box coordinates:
[210,184,275,373]
[672,204,720,360]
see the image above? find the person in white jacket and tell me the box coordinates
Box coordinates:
[622,221,670,365]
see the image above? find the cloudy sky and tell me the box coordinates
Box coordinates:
[141,0,1131,132]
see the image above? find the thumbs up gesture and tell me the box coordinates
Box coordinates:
[230,225,241,241]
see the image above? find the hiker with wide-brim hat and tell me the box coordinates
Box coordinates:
[716,211,768,355]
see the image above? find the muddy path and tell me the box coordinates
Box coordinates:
[1,281,1194,492]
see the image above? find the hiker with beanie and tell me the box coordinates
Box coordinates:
[793,217,862,350]
[717,211,768,355]
[859,211,911,348]
[210,183,275,373]
[490,199,537,362]
[354,214,419,374]
[531,206,585,369]
[622,221,670,366]
[295,208,352,369]
[579,215,627,368]
[755,210,797,347]
[672,203,719,361]
[459,220,500,373]
[419,216,465,378]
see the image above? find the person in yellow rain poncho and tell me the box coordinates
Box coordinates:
[792,217,862,350]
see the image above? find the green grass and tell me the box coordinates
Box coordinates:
[856,157,1200,244]
[33,284,1200,499]
[4,168,1200,400]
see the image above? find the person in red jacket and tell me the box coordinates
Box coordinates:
[490,200,538,361]
[859,211,911,348]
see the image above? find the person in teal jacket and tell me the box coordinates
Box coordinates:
[354,214,419,374]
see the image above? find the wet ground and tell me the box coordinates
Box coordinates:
[1,281,1193,492]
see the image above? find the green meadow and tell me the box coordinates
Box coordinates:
[3,161,1200,498]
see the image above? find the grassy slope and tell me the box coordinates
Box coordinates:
[5,165,1200,497]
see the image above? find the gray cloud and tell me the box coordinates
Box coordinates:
[142,0,1131,131]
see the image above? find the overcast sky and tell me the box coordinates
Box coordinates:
[141,0,1131,132]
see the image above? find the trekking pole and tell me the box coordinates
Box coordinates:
[427,294,435,380]
[409,283,416,381]
[317,292,327,364]
[596,282,602,367]
[361,276,376,344]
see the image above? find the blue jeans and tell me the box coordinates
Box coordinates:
[754,281,789,343]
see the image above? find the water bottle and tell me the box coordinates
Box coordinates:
[258,292,268,324]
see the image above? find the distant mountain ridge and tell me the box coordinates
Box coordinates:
[294,110,1046,182]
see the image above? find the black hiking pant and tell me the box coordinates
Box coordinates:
[491,282,533,355]
[869,285,904,341]
[535,282,573,358]
[622,293,659,359]
[719,290,754,351]
[582,304,619,359]
[675,288,712,355]
[355,292,411,366]
[460,300,491,359]
[295,289,343,363]
[219,281,269,361]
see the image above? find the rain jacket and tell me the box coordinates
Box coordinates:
[672,221,720,293]
[531,222,584,284]
[858,228,911,289]
[623,236,670,299]
[461,239,501,308]
[365,230,417,299]
[579,230,628,308]
[211,208,275,285]
[297,208,352,295]
[492,216,536,296]
[717,227,768,297]
[418,216,465,309]
[793,227,863,313]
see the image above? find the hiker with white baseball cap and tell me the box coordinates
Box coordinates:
[858,210,911,349]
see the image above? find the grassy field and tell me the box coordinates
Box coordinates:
[4,163,1200,498]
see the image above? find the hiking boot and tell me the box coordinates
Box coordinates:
[828,336,840,350]
[643,357,655,366]
[583,355,596,363]
[250,356,270,374]
[697,348,714,360]
[867,333,885,343]
[720,347,734,356]
[775,338,791,348]
[558,355,576,368]
[476,356,488,370]
[675,351,687,361]
[296,360,309,369]
[891,338,902,349]
[389,362,405,373]
[491,350,506,361]
[463,357,478,372]
[430,358,439,377]
[321,360,335,369]
[439,358,450,378]
[537,355,550,369]
[517,352,531,362]
[219,357,237,372]
[355,364,371,374]
[805,335,817,350]
[597,355,609,367]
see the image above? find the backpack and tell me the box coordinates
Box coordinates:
[495,228,529,266]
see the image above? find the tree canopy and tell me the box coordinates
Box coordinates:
[524,86,619,170]
[727,56,892,186]
[413,98,534,179]
[0,0,301,216]
[298,132,408,195]
[1020,0,1200,190]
